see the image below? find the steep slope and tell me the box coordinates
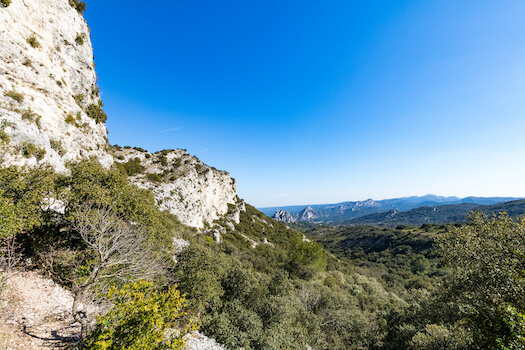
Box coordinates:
[0,0,112,172]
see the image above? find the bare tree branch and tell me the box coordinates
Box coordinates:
[71,202,167,338]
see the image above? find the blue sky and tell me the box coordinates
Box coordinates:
[85,0,525,207]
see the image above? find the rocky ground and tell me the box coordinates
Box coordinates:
[0,269,225,350]
[0,270,79,349]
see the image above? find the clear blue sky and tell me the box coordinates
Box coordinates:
[84,0,525,207]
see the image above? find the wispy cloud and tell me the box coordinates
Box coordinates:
[159,127,182,133]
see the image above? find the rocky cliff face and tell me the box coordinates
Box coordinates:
[0,0,245,230]
[114,147,245,229]
[0,0,112,172]
[273,209,296,223]
[272,206,320,223]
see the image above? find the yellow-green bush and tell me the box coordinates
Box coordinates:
[83,280,198,350]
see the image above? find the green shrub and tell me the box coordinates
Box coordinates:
[65,114,76,125]
[147,173,162,182]
[0,196,20,239]
[83,281,198,350]
[69,0,86,14]
[19,142,46,160]
[22,58,32,67]
[0,0,11,7]
[50,139,66,156]
[85,103,107,123]
[21,108,42,129]
[72,93,84,106]
[56,80,62,87]
[5,91,23,103]
[26,35,41,48]
[117,157,143,176]
[75,33,85,45]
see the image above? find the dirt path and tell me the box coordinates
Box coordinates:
[0,270,226,350]
[0,270,80,349]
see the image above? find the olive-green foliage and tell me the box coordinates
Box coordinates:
[0,195,20,239]
[287,239,327,279]
[0,120,10,163]
[91,84,100,97]
[0,165,57,230]
[438,212,525,348]
[66,159,181,247]
[72,93,84,106]
[69,0,86,14]
[0,0,11,8]
[159,155,168,166]
[65,114,76,125]
[50,139,66,156]
[18,142,46,160]
[147,173,162,182]
[75,33,85,45]
[175,215,406,350]
[26,35,40,48]
[83,280,198,350]
[116,157,143,176]
[303,224,443,293]
[21,108,42,129]
[5,90,23,103]
[86,103,107,123]
[409,324,472,350]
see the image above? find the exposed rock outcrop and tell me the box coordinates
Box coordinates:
[273,206,320,223]
[0,0,112,172]
[273,209,296,223]
[113,147,245,229]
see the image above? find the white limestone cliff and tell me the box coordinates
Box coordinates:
[0,0,113,172]
[113,147,245,229]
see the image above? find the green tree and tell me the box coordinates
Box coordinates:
[437,212,525,349]
[287,239,327,279]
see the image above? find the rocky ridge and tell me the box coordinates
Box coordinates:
[0,0,113,172]
[113,147,245,229]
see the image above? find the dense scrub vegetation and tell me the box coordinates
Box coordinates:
[0,159,523,349]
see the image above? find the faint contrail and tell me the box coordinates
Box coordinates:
[159,127,182,133]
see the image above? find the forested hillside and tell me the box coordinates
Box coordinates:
[2,160,525,349]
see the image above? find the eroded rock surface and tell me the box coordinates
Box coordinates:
[0,0,112,172]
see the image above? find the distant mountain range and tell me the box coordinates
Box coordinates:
[259,195,524,226]
[343,199,525,227]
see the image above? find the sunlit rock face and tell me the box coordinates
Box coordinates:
[0,0,245,231]
[114,147,245,229]
[0,0,113,172]
[272,209,296,223]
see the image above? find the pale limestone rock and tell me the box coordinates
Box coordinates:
[0,0,112,172]
[114,147,245,229]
